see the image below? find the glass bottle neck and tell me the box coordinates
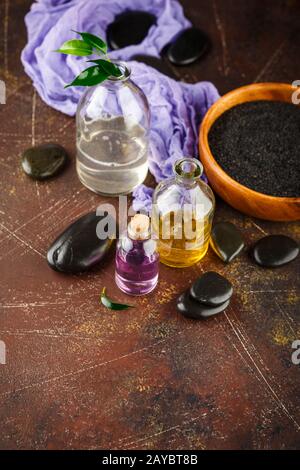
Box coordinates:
[174,157,203,186]
[103,61,131,89]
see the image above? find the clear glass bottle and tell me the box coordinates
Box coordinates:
[152,157,215,268]
[76,61,150,196]
[115,214,159,295]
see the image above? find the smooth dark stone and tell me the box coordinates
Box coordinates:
[47,211,115,273]
[130,54,177,79]
[160,42,171,58]
[190,271,233,307]
[22,143,68,180]
[210,222,245,263]
[251,235,299,268]
[166,27,210,66]
[177,291,230,320]
[107,11,156,50]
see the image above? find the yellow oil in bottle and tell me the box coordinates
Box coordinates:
[151,157,215,267]
[153,211,213,268]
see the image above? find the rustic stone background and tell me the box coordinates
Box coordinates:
[0,0,299,450]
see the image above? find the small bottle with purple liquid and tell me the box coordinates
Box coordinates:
[115,214,159,295]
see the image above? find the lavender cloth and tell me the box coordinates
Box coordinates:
[21,0,220,209]
[21,0,191,115]
[130,62,219,210]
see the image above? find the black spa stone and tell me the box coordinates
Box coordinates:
[251,235,299,268]
[130,54,176,79]
[177,291,230,320]
[22,143,68,180]
[190,271,233,306]
[166,27,210,66]
[107,11,156,50]
[47,211,115,273]
[210,222,244,263]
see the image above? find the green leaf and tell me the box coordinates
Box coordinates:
[55,39,93,56]
[64,65,109,88]
[87,59,122,77]
[100,288,135,311]
[72,30,107,54]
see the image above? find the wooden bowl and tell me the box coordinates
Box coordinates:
[199,82,300,221]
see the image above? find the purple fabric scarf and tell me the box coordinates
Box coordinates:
[21,0,192,115]
[21,0,219,208]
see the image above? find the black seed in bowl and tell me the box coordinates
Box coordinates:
[208,100,300,198]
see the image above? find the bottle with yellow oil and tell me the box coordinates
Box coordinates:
[152,157,215,267]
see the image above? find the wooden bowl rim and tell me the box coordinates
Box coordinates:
[199,82,300,203]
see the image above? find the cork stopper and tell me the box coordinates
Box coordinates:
[128,214,150,240]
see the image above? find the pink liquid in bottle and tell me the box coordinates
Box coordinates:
[115,215,159,295]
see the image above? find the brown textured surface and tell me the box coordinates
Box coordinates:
[0,0,300,450]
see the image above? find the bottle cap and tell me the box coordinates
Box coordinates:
[128,214,150,240]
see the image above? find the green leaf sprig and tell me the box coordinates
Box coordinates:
[100,288,135,311]
[55,31,122,88]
